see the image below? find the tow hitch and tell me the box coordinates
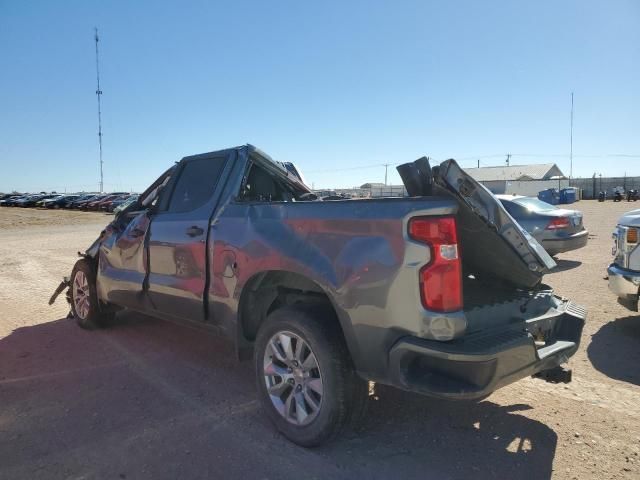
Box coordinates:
[533,366,572,384]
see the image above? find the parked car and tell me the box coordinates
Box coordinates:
[627,189,638,202]
[99,194,129,212]
[43,194,80,209]
[87,193,126,211]
[68,194,100,209]
[84,194,111,210]
[0,193,17,202]
[0,195,27,207]
[62,194,91,208]
[111,194,138,213]
[35,194,64,208]
[496,195,588,256]
[16,194,55,207]
[51,145,586,447]
[608,208,640,311]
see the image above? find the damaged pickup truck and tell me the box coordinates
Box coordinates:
[51,145,586,446]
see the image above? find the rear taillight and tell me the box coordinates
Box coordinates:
[546,217,570,230]
[408,216,462,312]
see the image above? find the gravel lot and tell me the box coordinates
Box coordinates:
[0,202,639,480]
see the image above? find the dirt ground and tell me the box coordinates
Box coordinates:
[0,203,639,480]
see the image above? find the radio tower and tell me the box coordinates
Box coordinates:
[94,27,104,193]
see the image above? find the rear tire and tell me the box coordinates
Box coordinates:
[70,258,114,330]
[255,305,367,447]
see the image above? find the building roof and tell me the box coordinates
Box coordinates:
[464,163,564,182]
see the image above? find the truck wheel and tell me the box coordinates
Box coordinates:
[255,306,367,447]
[70,258,114,330]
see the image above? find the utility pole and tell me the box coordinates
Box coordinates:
[599,173,602,193]
[570,92,574,179]
[383,163,390,185]
[95,27,104,193]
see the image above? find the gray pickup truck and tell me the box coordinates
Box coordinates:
[51,145,586,446]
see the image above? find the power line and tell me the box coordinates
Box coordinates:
[302,152,640,175]
[304,163,393,173]
[510,153,640,158]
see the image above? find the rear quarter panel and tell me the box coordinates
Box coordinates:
[209,197,458,378]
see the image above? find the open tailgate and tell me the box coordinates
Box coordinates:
[398,157,556,288]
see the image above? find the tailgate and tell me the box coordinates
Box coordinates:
[398,157,556,288]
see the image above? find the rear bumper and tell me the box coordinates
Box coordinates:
[608,263,640,309]
[387,302,586,400]
[542,229,588,255]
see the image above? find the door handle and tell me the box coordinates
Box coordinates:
[186,226,204,237]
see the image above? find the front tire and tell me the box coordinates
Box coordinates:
[70,258,114,330]
[255,305,367,447]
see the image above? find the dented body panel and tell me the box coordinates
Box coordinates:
[62,145,585,398]
[208,197,461,378]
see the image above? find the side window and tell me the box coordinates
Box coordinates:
[240,163,293,202]
[167,157,226,213]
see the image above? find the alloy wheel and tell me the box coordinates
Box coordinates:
[72,270,90,320]
[263,331,323,426]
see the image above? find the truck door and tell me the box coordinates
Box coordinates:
[147,153,232,322]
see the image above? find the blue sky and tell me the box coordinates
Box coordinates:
[1,0,639,192]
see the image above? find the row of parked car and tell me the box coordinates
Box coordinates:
[0,192,139,213]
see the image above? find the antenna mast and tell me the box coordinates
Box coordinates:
[570,92,574,179]
[95,27,104,193]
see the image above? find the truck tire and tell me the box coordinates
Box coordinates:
[70,258,114,330]
[255,305,367,447]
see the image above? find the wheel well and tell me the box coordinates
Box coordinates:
[237,271,342,357]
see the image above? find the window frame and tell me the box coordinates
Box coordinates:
[237,160,308,203]
[158,155,229,214]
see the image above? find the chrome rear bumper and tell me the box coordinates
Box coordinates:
[607,263,640,310]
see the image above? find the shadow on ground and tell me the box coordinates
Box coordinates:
[550,259,582,273]
[587,315,640,386]
[0,313,557,480]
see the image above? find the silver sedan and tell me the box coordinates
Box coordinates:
[497,195,588,256]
